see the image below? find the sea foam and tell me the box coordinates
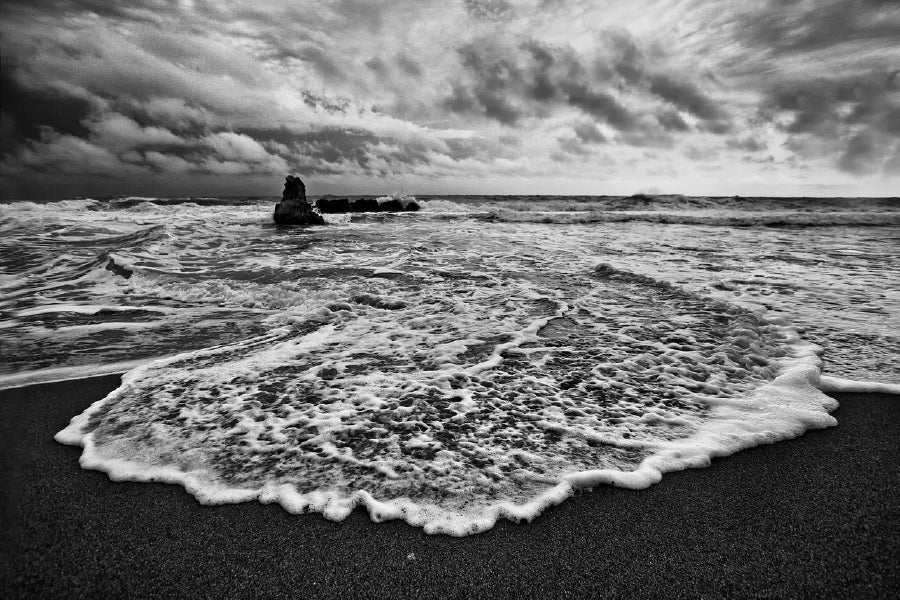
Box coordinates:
[4,195,894,534]
[57,262,840,535]
[487,209,900,227]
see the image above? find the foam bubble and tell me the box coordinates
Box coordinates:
[819,376,900,395]
[419,200,472,213]
[57,261,838,535]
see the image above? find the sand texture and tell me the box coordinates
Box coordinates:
[1,375,898,599]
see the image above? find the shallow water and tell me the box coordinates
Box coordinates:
[2,195,898,534]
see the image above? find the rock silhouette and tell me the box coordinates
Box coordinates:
[315,197,420,213]
[273,176,325,225]
[348,198,379,213]
[377,198,404,212]
[316,198,351,214]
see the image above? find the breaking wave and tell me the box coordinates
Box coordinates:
[3,193,896,535]
[486,209,900,227]
[57,263,839,535]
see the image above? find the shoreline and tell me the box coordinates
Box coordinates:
[2,375,898,598]
[0,357,171,392]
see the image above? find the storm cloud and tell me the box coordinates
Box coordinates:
[1,0,898,198]
[444,34,729,139]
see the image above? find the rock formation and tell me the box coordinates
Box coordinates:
[276,179,421,218]
[377,198,404,212]
[316,198,351,214]
[348,198,379,213]
[314,196,420,213]
[273,176,325,225]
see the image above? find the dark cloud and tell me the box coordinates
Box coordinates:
[3,115,419,185]
[656,110,689,132]
[838,131,880,175]
[648,74,726,123]
[0,66,94,154]
[234,126,499,179]
[572,121,606,144]
[602,29,645,85]
[276,43,345,80]
[685,145,719,162]
[556,121,607,156]
[474,89,522,124]
[445,35,729,143]
[2,0,897,197]
[241,127,383,172]
[883,107,900,136]
[395,54,423,78]
[763,69,900,172]
[2,0,168,24]
[704,120,733,135]
[446,44,526,124]
[884,147,900,175]
[766,71,899,135]
[557,136,591,156]
[117,98,212,138]
[522,45,558,101]
[365,57,390,78]
[444,83,479,114]
[742,154,775,165]
[359,53,428,120]
[560,83,636,130]
[605,31,730,132]
[737,0,900,55]
[620,129,675,150]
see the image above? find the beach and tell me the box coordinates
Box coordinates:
[2,374,897,599]
[4,0,900,594]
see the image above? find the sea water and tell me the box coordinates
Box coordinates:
[1,195,898,535]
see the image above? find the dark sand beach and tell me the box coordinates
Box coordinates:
[1,375,898,599]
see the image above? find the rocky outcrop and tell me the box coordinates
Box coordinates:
[348,198,379,213]
[276,181,421,218]
[377,198,404,212]
[273,176,325,225]
[314,196,420,213]
[316,198,351,214]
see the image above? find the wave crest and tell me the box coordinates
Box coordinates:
[487,209,900,227]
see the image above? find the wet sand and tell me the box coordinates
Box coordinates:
[1,374,898,599]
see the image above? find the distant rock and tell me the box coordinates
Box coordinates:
[349,198,379,212]
[104,257,133,279]
[316,198,351,213]
[311,193,422,215]
[376,196,420,212]
[377,198,404,212]
[273,176,325,225]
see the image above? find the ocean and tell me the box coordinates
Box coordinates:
[1,195,898,535]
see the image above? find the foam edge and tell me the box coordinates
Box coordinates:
[819,375,900,396]
[53,324,854,537]
[54,361,839,537]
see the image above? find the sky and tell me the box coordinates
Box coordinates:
[1,0,899,199]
